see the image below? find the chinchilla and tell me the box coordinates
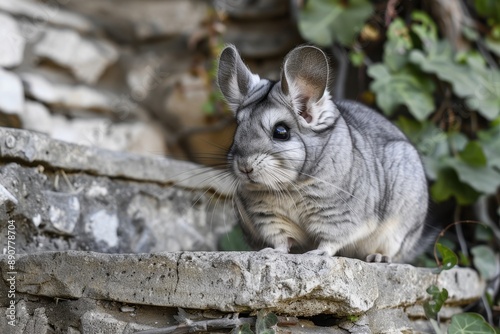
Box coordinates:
[217,44,429,263]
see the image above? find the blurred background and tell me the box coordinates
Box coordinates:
[0,0,499,325]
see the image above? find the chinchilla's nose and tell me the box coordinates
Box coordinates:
[239,165,254,175]
[236,158,254,175]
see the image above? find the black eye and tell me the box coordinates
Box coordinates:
[273,123,290,141]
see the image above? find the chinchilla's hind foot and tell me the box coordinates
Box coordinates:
[366,253,392,263]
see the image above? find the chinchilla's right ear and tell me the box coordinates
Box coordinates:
[217,45,260,113]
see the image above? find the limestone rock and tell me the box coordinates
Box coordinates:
[21,100,53,134]
[0,127,232,194]
[34,28,118,84]
[215,0,289,19]
[0,184,18,220]
[0,300,48,334]
[0,12,25,67]
[21,72,142,118]
[0,251,484,318]
[43,191,81,235]
[0,0,94,33]
[0,68,24,127]
[59,0,207,41]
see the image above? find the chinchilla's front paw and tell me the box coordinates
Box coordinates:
[259,246,288,253]
[305,249,331,256]
[366,253,392,263]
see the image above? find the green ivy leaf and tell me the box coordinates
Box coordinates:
[424,285,448,319]
[471,245,498,280]
[474,0,500,22]
[458,141,487,167]
[448,313,496,334]
[478,123,500,169]
[231,323,254,334]
[383,18,412,71]
[430,167,481,205]
[485,36,500,57]
[436,243,458,271]
[410,11,438,48]
[256,311,278,334]
[298,0,373,46]
[368,64,435,120]
[410,41,500,120]
[449,159,500,194]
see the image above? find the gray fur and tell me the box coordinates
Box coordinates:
[218,45,429,263]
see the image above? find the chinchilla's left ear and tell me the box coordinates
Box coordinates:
[281,46,335,129]
[217,45,260,113]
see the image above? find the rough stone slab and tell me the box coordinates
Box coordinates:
[0,0,94,33]
[0,127,231,195]
[34,28,118,84]
[0,12,25,67]
[0,251,484,317]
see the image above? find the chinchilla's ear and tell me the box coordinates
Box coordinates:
[281,46,335,129]
[217,45,260,113]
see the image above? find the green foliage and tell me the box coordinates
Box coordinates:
[231,311,278,334]
[424,285,448,320]
[436,243,458,272]
[231,323,254,334]
[471,245,497,280]
[255,311,278,334]
[298,0,373,46]
[395,117,500,205]
[368,64,435,120]
[448,313,496,334]
[421,244,496,331]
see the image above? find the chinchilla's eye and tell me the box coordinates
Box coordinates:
[273,123,290,141]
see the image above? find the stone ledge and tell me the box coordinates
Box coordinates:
[0,127,231,195]
[0,251,484,318]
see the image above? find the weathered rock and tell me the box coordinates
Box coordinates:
[0,161,234,253]
[0,126,234,253]
[0,127,231,193]
[59,0,207,42]
[0,68,24,127]
[0,251,484,319]
[47,117,168,155]
[43,191,81,235]
[21,72,112,111]
[0,300,48,334]
[223,19,302,58]
[0,12,26,67]
[21,72,147,121]
[214,0,289,19]
[0,0,94,33]
[21,100,52,133]
[34,28,118,84]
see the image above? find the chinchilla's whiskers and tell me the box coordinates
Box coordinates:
[187,169,233,210]
[271,167,308,208]
[267,169,296,211]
